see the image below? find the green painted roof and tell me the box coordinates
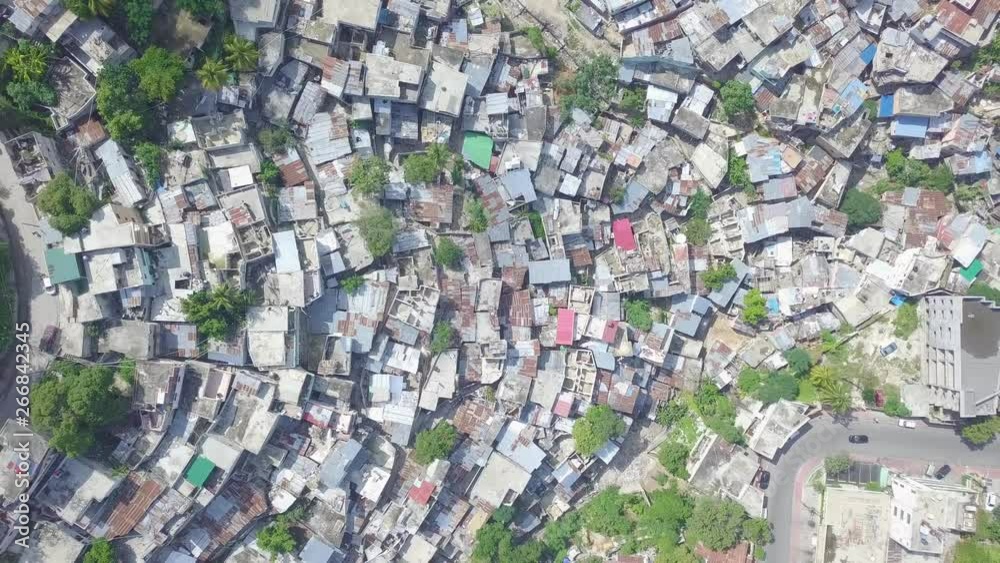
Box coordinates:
[462,132,494,170]
[185,456,215,488]
[960,259,984,282]
[44,247,83,284]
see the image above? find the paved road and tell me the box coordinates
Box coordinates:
[0,138,61,424]
[764,412,1000,563]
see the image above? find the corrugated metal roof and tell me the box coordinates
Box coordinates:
[305,111,353,164]
[95,140,145,207]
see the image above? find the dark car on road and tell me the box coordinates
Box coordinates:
[757,470,771,490]
[848,435,869,444]
[935,465,952,480]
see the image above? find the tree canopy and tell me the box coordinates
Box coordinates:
[32,362,129,457]
[727,151,754,198]
[969,282,1000,304]
[339,274,365,295]
[257,123,296,155]
[96,64,149,144]
[783,347,812,378]
[624,299,653,331]
[559,54,618,116]
[357,207,397,258]
[180,283,252,341]
[429,322,454,356]
[757,372,800,404]
[692,385,744,444]
[961,417,1000,446]
[684,218,712,246]
[256,520,296,557]
[573,405,626,456]
[719,81,755,124]
[133,142,163,185]
[176,0,223,17]
[741,289,768,325]
[348,157,390,197]
[403,144,451,183]
[83,538,117,563]
[702,263,736,291]
[657,441,691,478]
[413,422,457,464]
[433,238,464,269]
[129,46,185,103]
[223,35,258,72]
[197,58,229,90]
[841,189,882,229]
[4,40,52,83]
[825,454,852,475]
[122,0,154,47]
[466,197,489,233]
[686,497,749,551]
[37,174,100,235]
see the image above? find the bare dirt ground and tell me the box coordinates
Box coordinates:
[484,0,619,68]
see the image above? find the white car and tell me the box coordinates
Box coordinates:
[898,419,917,429]
[42,276,56,295]
[987,492,998,512]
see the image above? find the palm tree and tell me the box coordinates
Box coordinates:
[4,41,51,83]
[223,35,258,72]
[197,58,229,91]
[88,0,115,17]
[809,365,837,392]
[819,383,852,415]
[426,143,452,170]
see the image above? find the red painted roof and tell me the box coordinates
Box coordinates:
[602,320,619,343]
[553,392,574,417]
[556,308,575,345]
[612,218,637,251]
[408,480,436,505]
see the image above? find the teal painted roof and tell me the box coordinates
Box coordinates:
[44,247,83,284]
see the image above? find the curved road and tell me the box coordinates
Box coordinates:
[764,412,1000,563]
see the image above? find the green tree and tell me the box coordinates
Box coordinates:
[969,282,1000,304]
[4,40,52,83]
[702,262,737,291]
[687,497,748,551]
[742,518,774,545]
[83,538,117,563]
[819,382,852,414]
[96,64,145,119]
[348,157,390,197]
[809,365,838,391]
[256,520,296,558]
[37,174,100,234]
[719,81,755,124]
[403,145,452,183]
[413,422,457,464]
[620,87,646,114]
[657,441,690,478]
[339,274,364,294]
[180,283,252,341]
[783,347,812,378]
[106,111,145,146]
[637,487,694,550]
[581,487,637,537]
[176,0,223,16]
[196,58,229,91]
[122,0,154,46]
[692,385,744,444]
[656,400,688,428]
[961,417,1000,445]
[433,237,464,269]
[559,54,618,115]
[841,189,882,229]
[684,218,712,246]
[624,299,653,331]
[894,302,919,339]
[466,197,489,232]
[32,362,129,457]
[737,368,766,397]
[129,47,186,103]
[429,322,454,355]
[6,80,56,110]
[727,151,753,195]
[133,142,163,185]
[824,453,851,475]
[688,190,712,220]
[258,159,281,187]
[223,35,258,72]
[757,372,799,404]
[523,26,555,57]
[257,123,295,154]
[573,405,626,457]
[356,207,397,258]
[472,522,514,563]
[741,289,768,325]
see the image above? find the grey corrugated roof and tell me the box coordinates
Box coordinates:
[528,258,571,284]
[306,111,353,165]
[319,439,364,488]
[95,140,145,207]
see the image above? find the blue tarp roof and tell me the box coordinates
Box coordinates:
[892,116,930,138]
[859,43,877,65]
[878,94,894,118]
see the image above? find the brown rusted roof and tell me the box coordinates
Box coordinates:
[106,474,164,539]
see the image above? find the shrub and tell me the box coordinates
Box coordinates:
[727,151,752,193]
[559,54,617,116]
[429,322,454,355]
[688,190,712,220]
[658,441,690,478]
[180,284,252,341]
[433,238,464,269]
[133,142,163,184]
[340,275,364,294]
[719,81,755,124]
[656,400,688,428]
[757,372,800,404]
[702,263,737,291]
[258,159,281,187]
[783,347,812,378]
[37,174,100,234]
[257,123,295,155]
[403,144,452,183]
[825,454,851,475]
[413,422,457,464]
[256,520,296,558]
[684,218,712,245]
[83,538,116,563]
[466,197,489,232]
[893,302,918,339]
[969,282,1000,304]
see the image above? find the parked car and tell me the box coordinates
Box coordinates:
[898,419,917,429]
[42,276,56,295]
[757,470,771,490]
[849,435,869,444]
[987,492,998,511]
[880,342,898,357]
[935,465,952,480]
